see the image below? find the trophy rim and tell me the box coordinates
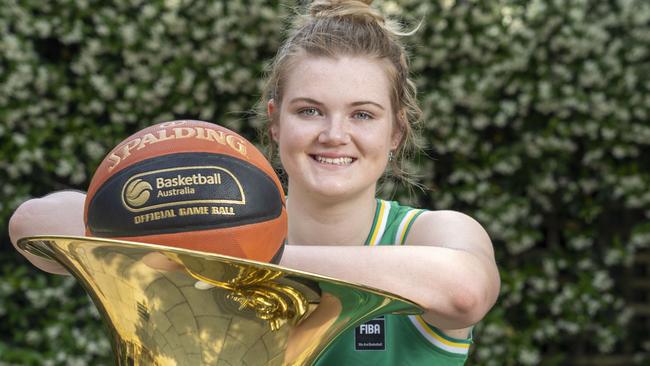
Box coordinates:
[17,235,423,311]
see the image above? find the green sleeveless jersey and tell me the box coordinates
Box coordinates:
[315,199,472,365]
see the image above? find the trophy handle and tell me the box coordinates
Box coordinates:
[18,236,422,365]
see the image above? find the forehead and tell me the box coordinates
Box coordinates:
[282,55,392,105]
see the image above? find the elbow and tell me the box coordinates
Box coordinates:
[449,286,484,325]
[442,281,496,326]
[446,258,501,326]
[8,199,73,276]
[8,201,30,245]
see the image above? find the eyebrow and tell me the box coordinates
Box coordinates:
[288,97,324,106]
[351,101,385,110]
[288,97,385,110]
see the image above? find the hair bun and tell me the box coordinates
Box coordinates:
[309,0,384,24]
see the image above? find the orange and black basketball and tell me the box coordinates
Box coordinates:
[84,120,287,263]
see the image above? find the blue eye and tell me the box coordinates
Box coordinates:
[353,111,373,120]
[299,108,320,117]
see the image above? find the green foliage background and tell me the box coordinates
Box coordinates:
[1,0,648,365]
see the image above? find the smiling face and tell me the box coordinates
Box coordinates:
[269,55,401,201]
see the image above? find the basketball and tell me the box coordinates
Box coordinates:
[84,120,287,263]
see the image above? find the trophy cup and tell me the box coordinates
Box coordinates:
[18,236,421,365]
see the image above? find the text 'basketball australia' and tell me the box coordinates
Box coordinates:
[122,166,246,213]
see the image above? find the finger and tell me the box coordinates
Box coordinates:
[194,280,216,290]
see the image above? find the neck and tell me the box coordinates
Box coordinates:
[286,187,377,246]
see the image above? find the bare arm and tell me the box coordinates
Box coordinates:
[279,210,500,330]
[405,210,500,328]
[8,190,87,275]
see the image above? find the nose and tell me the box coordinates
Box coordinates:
[318,115,351,145]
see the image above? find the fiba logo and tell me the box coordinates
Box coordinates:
[355,317,385,351]
[124,178,153,207]
[358,324,381,334]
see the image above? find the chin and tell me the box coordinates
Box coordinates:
[307,183,347,196]
[287,169,380,200]
[308,180,374,201]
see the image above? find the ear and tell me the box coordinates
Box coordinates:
[267,99,279,143]
[390,130,403,150]
[391,111,405,150]
[267,98,276,119]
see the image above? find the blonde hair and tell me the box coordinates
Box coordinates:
[259,0,422,183]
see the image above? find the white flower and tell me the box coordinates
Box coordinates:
[518,348,541,365]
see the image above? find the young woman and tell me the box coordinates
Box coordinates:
[9,1,499,364]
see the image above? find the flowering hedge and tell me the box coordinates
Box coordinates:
[1,0,648,365]
[409,0,650,364]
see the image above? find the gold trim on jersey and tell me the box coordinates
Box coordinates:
[368,200,390,246]
[408,315,471,355]
[394,209,423,245]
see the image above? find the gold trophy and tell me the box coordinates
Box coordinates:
[18,236,421,365]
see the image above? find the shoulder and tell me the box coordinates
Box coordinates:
[412,210,485,231]
[405,210,494,257]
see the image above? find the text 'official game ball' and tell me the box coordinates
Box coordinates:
[84,120,287,263]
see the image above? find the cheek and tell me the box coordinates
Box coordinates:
[276,129,309,178]
[276,123,297,148]
[277,116,319,146]
[275,121,309,159]
[357,127,393,156]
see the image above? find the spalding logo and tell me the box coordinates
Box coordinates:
[124,178,153,207]
[106,121,248,172]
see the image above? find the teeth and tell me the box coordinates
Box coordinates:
[315,156,353,165]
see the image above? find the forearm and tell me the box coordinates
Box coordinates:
[280,244,496,329]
